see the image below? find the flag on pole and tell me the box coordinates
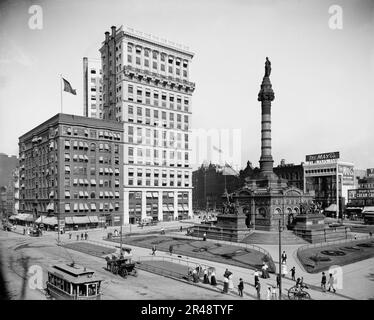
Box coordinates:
[212,145,223,153]
[62,78,76,95]
[222,163,239,176]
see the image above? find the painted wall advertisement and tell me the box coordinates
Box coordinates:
[367,168,374,177]
[338,164,354,185]
[348,189,374,200]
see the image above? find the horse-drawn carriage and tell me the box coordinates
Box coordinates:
[105,248,137,278]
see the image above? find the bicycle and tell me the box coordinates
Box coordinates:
[288,284,311,300]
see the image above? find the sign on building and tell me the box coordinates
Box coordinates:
[306,152,340,162]
[367,168,374,177]
[348,189,374,200]
[338,164,354,185]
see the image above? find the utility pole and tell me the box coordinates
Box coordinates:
[120,213,123,253]
[278,218,283,300]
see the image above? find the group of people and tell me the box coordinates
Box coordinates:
[188,266,217,286]
[69,231,89,241]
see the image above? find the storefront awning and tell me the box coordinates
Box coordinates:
[362,206,374,213]
[42,216,58,226]
[324,204,337,212]
[73,216,90,224]
[65,216,74,224]
[88,215,99,223]
[16,213,34,221]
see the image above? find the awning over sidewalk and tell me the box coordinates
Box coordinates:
[88,216,99,223]
[35,216,57,226]
[362,206,374,213]
[72,216,90,224]
[15,213,34,221]
[324,204,337,212]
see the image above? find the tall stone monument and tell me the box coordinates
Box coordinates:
[229,58,314,231]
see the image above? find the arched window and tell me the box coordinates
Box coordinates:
[90,143,96,152]
[274,208,282,215]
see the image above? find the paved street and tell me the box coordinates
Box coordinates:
[3,221,373,300]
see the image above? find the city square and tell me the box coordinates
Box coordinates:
[0,0,374,307]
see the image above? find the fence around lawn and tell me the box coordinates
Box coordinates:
[296,234,373,268]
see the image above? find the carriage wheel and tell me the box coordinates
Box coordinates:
[120,268,128,278]
[287,286,298,300]
[112,265,119,275]
[301,292,311,300]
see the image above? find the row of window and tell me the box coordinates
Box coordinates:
[127,179,189,187]
[64,140,120,153]
[64,202,120,212]
[64,190,120,199]
[128,147,189,161]
[62,126,121,141]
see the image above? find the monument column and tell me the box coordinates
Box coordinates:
[258,57,275,175]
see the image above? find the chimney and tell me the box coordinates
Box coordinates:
[111,26,116,38]
[105,31,109,43]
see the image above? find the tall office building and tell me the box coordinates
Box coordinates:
[83,57,103,119]
[100,26,195,224]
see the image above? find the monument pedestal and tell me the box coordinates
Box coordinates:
[293,214,350,243]
[192,214,250,242]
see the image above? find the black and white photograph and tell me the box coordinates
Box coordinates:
[0,0,373,309]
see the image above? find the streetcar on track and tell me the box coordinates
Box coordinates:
[46,263,103,300]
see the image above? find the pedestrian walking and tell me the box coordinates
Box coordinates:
[210,270,217,286]
[23,228,26,235]
[203,269,210,284]
[238,278,244,297]
[321,272,327,292]
[81,233,84,240]
[261,262,269,278]
[254,270,260,286]
[76,234,79,241]
[192,269,199,283]
[228,273,234,291]
[69,232,72,240]
[255,281,261,300]
[180,226,183,232]
[85,232,88,240]
[276,274,280,288]
[169,244,173,255]
[151,245,157,256]
[266,286,272,300]
[271,286,277,300]
[203,232,207,241]
[222,277,229,294]
[281,251,287,263]
[291,266,296,281]
[281,261,288,278]
[327,273,336,293]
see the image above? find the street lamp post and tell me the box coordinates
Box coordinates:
[278,217,282,300]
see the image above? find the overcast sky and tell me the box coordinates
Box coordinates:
[0,0,373,170]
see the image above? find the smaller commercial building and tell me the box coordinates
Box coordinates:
[18,113,124,230]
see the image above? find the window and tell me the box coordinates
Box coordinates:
[128,85,133,94]
[128,147,134,156]
[153,62,157,69]
[136,57,140,65]
[127,45,132,52]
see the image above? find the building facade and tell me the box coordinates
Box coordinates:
[5,168,19,217]
[273,159,304,190]
[303,152,354,217]
[0,153,18,187]
[83,57,103,119]
[100,26,195,223]
[192,163,242,211]
[18,114,124,228]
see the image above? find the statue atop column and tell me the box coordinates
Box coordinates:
[265,57,271,77]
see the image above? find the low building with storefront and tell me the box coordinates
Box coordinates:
[18,113,124,230]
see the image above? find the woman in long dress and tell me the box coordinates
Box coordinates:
[222,277,229,293]
[210,271,217,286]
[203,269,210,284]
[228,274,234,291]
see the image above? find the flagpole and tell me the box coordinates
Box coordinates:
[60,74,63,114]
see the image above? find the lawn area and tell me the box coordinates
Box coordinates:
[62,242,116,258]
[297,238,374,273]
[107,235,275,272]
